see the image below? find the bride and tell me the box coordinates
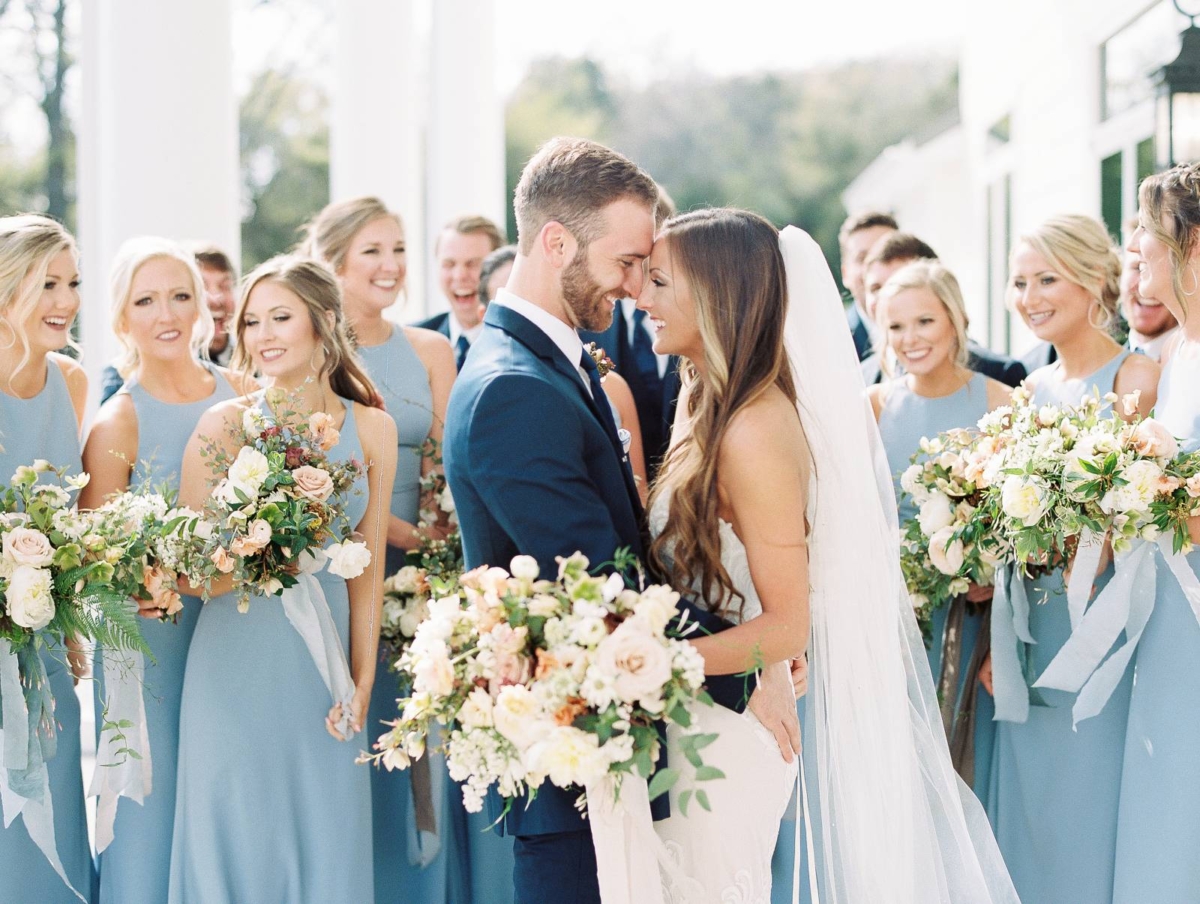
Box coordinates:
[638,209,1018,903]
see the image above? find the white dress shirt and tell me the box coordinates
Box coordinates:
[493,289,591,395]
[447,311,485,347]
[1128,326,1179,362]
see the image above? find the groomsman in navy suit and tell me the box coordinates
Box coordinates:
[444,137,797,904]
[838,211,898,360]
[415,214,504,370]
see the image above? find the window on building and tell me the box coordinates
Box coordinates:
[1102,1,1189,120]
[1137,136,1157,182]
[1101,151,1124,241]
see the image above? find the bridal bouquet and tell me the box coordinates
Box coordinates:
[366,552,719,816]
[898,428,1002,633]
[187,398,371,611]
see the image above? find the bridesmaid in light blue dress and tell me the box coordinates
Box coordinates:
[0,215,96,903]
[80,238,247,904]
[305,197,515,903]
[170,255,397,903]
[986,215,1159,904]
[1112,167,1200,903]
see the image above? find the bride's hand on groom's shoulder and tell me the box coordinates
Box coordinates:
[748,661,802,763]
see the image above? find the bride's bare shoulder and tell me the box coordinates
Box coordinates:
[719,387,807,466]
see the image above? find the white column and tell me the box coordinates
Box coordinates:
[425,0,506,316]
[330,0,425,322]
[77,0,239,417]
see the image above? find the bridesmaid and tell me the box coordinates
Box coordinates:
[169,255,397,903]
[867,259,1009,802]
[1112,164,1200,902]
[984,214,1158,904]
[80,237,252,904]
[301,197,494,904]
[0,214,96,902]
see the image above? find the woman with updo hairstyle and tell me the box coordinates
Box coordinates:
[983,213,1159,904]
[867,259,1009,805]
[169,254,397,903]
[0,215,95,902]
[1110,163,1200,901]
[80,236,254,904]
[300,197,483,903]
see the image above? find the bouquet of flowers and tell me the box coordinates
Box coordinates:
[898,428,1002,634]
[365,552,720,817]
[186,397,372,611]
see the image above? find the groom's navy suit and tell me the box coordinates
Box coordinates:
[445,300,748,902]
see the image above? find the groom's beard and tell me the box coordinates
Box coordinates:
[562,250,616,332]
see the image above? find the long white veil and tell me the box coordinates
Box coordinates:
[780,226,1017,903]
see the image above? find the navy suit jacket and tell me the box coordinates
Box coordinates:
[846,303,873,361]
[413,310,452,338]
[445,303,747,837]
[579,312,681,478]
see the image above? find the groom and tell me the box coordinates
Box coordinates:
[444,137,798,903]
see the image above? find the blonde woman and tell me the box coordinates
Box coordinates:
[80,237,254,904]
[169,256,396,903]
[0,214,95,902]
[985,214,1158,904]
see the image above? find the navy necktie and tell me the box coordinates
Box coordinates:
[580,349,623,452]
[631,308,662,392]
[455,334,470,372]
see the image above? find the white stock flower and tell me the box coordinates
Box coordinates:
[412,639,456,698]
[2,527,54,567]
[917,493,955,536]
[458,686,495,730]
[1001,475,1050,527]
[927,527,966,576]
[527,726,609,789]
[594,618,673,707]
[571,616,609,648]
[492,685,551,752]
[326,540,371,579]
[228,446,270,495]
[7,565,55,629]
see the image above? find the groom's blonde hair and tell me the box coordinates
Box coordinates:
[513,137,657,254]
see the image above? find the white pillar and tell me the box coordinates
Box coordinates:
[330,0,426,322]
[77,0,239,417]
[425,0,506,316]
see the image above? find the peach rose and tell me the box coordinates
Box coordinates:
[210,547,235,574]
[1130,419,1179,460]
[2,527,54,567]
[292,465,334,503]
[308,411,340,452]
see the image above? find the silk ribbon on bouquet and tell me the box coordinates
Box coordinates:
[1034,537,1200,726]
[0,640,84,901]
[89,637,152,852]
[280,550,357,740]
[587,773,702,904]
[989,565,1040,723]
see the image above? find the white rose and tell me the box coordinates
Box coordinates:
[399,604,427,638]
[242,407,265,435]
[1100,459,1164,515]
[917,493,955,536]
[2,527,54,567]
[412,639,456,698]
[899,464,924,497]
[7,565,55,629]
[594,618,673,706]
[633,584,680,635]
[492,685,551,752]
[458,686,495,730]
[509,555,541,583]
[571,616,609,648]
[1001,475,1050,527]
[228,446,270,495]
[526,726,609,789]
[326,540,371,579]
[439,485,456,516]
[382,597,404,631]
[927,527,966,576]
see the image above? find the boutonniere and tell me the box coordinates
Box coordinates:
[586,342,615,381]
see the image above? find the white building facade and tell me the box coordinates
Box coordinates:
[843,0,1188,359]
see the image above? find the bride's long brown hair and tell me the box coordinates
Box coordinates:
[648,208,797,616]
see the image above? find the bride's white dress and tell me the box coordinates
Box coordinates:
[650,498,800,904]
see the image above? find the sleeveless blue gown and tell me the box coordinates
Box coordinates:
[95,368,237,904]
[878,371,995,804]
[987,350,1131,904]
[1112,345,1200,902]
[359,327,514,904]
[168,395,373,903]
[0,357,97,903]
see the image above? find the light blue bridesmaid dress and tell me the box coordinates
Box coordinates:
[359,327,514,904]
[987,350,1131,904]
[1112,346,1200,902]
[0,357,98,903]
[94,368,237,904]
[168,394,373,903]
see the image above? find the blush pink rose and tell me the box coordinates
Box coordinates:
[292,466,334,502]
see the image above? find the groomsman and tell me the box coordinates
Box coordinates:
[1121,245,1178,361]
[859,231,1027,387]
[416,215,504,370]
[579,185,678,478]
[838,211,898,360]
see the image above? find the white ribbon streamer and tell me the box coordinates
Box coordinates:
[0,641,84,901]
[989,565,1035,723]
[587,774,702,904]
[89,646,152,852]
[279,563,357,740]
[1064,527,1106,630]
